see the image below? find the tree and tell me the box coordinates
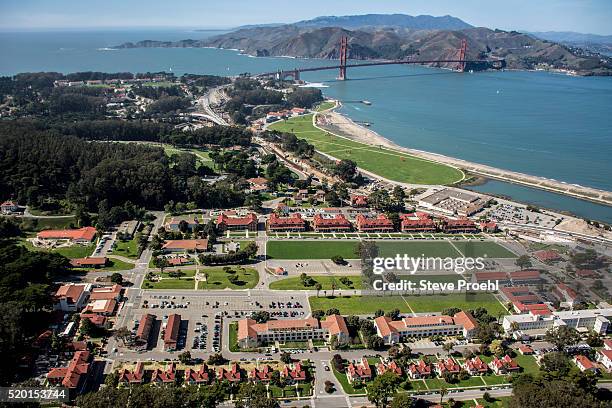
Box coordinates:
[315,283,322,297]
[326,308,340,316]
[80,317,96,336]
[331,255,345,265]
[207,353,227,366]
[334,159,358,181]
[178,351,192,364]
[539,352,571,376]
[544,326,581,351]
[113,326,131,346]
[367,371,400,408]
[280,351,292,364]
[515,255,532,270]
[439,387,448,405]
[110,272,123,284]
[389,393,416,408]
[443,342,454,354]
[330,282,338,297]
[234,382,278,408]
[489,339,505,357]
[251,311,270,323]
[154,256,170,273]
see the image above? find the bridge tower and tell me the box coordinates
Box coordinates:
[457,39,468,72]
[338,36,348,80]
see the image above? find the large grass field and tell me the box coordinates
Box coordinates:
[144,278,195,290]
[269,114,463,185]
[21,240,94,258]
[315,101,336,112]
[113,238,140,259]
[266,240,515,260]
[309,292,505,314]
[269,275,362,290]
[197,267,259,290]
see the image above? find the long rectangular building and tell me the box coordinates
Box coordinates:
[237,315,349,348]
[375,311,478,344]
[503,308,612,339]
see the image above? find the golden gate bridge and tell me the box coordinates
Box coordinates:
[255,37,503,81]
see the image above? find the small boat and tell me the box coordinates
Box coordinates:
[362,100,372,105]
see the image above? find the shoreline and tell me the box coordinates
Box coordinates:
[316,101,612,208]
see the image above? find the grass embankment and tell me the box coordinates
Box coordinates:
[266,240,515,260]
[269,114,463,185]
[309,293,506,315]
[269,275,362,290]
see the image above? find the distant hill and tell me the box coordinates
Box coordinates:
[530,31,612,56]
[114,14,612,76]
[292,14,473,30]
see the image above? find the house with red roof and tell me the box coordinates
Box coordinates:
[119,362,145,385]
[509,270,542,285]
[473,271,511,286]
[216,213,258,232]
[376,360,402,376]
[54,283,92,312]
[46,351,91,391]
[217,363,242,382]
[346,358,372,383]
[576,269,598,278]
[1,200,21,214]
[162,239,209,253]
[312,214,352,232]
[356,214,395,232]
[435,358,460,376]
[89,284,122,302]
[151,363,176,384]
[320,314,350,345]
[518,344,534,355]
[408,360,432,379]
[69,257,108,268]
[82,299,117,316]
[462,356,488,375]
[249,365,275,382]
[500,286,551,314]
[164,217,200,232]
[267,213,307,232]
[533,250,561,263]
[185,364,210,385]
[479,221,498,233]
[350,195,368,208]
[37,227,97,244]
[574,355,599,373]
[281,362,307,384]
[246,177,269,193]
[489,355,519,374]
[79,313,108,328]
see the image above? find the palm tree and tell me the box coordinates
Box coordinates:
[315,283,322,297]
[331,283,337,297]
[439,387,448,405]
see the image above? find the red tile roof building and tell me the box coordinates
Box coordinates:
[216,213,258,232]
[46,351,91,390]
[479,221,498,233]
[376,360,402,376]
[82,299,117,316]
[489,355,519,374]
[462,356,489,375]
[350,195,368,208]
[89,284,122,301]
[356,214,395,232]
[400,213,437,233]
[267,213,307,232]
[151,363,176,383]
[37,227,97,243]
[237,315,349,348]
[312,214,352,232]
[70,257,108,268]
[162,239,209,253]
[119,362,145,384]
[164,314,181,351]
[375,311,478,344]
[508,269,542,284]
[346,357,372,383]
[441,218,478,233]
[518,344,534,355]
[533,250,561,263]
[217,363,242,382]
[552,283,580,307]
[435,358,461,376]
[500,286,552,314]
[249,365,275,382]
[408,360,432,379]
[281,362,307,383]
[135,314,155,350]
[185,364,210,384]
[54,283,92,312]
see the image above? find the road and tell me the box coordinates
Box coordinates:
[196,86,229,125]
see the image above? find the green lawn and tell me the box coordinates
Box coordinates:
[143,278,195,290]
[408,380,428,391]
[424,376,485,389]
[28,216,77,230]
[514,354,539,374]
[266,240,513,260]
[309,293,505,315]
[269,115,463,185]
[315,101,336,112]
[197,267,259,290]
[73,258,134,271]
[331,366,366,395]
[113,238,140,259]
[406,293,507,315]
[21,240,94,258]
[476,396,511,408]
[482,374,511,385]
[310,296,413,314]
[269,275,362,290]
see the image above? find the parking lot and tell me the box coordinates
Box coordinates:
[112,291,311,360]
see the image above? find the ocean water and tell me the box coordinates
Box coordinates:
[1,30,611,221]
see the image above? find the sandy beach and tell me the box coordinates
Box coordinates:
[315,103,612,207]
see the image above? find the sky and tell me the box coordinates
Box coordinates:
[1,0,611,35]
